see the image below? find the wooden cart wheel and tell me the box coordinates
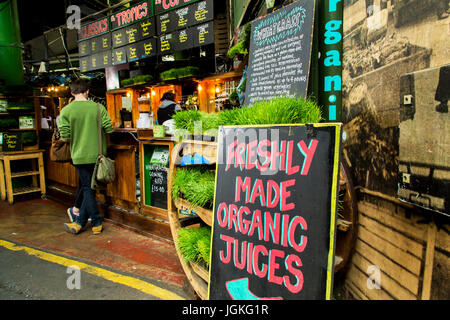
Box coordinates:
[168,141,358,299]
[334,161,358,277]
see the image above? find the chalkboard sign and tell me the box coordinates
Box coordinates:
[90,37,100,54]
[79,40,90,57]
[137,18,156,39]
[90,53,101,70]
[112,47,127,65]
[79,56,90,72]
[100,33,112,51]
[159,33,174,54]
[140,38,157,58]
[245,0,316,105]
[100,51,113,68]
[188,0,214,26]
[208,124,342,300]
[126,43,141,62]
[144,146,170,210]
[173,28,193,51]
[125,24,141,44]
[112,28,126,48]
[2,132,22,152]
[192,21,214,47]
[157,12,178,34]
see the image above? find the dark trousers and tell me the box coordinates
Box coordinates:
[74,164,102,227]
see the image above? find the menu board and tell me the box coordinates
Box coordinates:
[2,132,22,152]
[154,0,199,15]
[126,43,141,62]
[173,28,193,51]
[110,1,152,31]
[188,0,214,26]
[157,12,177,34]
[79,57,89,73]
[245,0,316,105]
[112,28,127,48]
[100,51,113,68]
[79,40,90,57]
[192,21,214,47]
[159,33,174,54]
[99,33,112,51]
[112,47,127,65]
[125,24,141,44]
[156,0,213,34]
[140,38,157,58]
[208,124,342,300]
[77,0,214,71]
[138,18,156,38]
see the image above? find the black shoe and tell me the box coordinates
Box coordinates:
[436,102,448,113]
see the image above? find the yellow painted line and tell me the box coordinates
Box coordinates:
[0,239,185,300]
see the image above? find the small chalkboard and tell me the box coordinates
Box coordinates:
[244,0,316,105]
[173,28,194,51]
[208,124,342,300]
[192,21,214,47]
[188,0,214,26]
[144,147,170,210]
[159,33,175,54]
[2,132,22,152]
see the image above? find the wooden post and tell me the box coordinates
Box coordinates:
[421,221,437,300]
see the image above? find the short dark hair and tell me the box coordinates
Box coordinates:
[70,78,90,94]
[161,91,175,102]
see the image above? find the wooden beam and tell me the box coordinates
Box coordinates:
[421,221,437,300]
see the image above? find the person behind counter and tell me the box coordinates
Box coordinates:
[157,91,181,125]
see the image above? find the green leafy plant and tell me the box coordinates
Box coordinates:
[173,96,323,134]
[172,167,215,209]
[177,227,211,267]
[120,74,153,87]
[160,66,200,81]
[227,23,252,59]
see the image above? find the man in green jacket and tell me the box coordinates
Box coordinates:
[58,78,114,235]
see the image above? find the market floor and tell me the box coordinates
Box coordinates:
[0,197,194,300]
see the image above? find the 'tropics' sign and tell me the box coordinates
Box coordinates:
[208,124,341,300]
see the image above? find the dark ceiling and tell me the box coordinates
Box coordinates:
[18,0,124,42]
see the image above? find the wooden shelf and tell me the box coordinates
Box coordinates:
[13,186,41,196]
[11,171,40,178]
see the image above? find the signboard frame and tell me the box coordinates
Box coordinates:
[208,123,342,300]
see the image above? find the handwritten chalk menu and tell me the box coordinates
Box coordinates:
[156,0,213,34]
[192,21,214,47]
[2,132,22,152]
[159,33,174,54]
[144,146,170,209]
[173,28,193,51]
[188,0,214,26]
[208,124,342,300]
[245,0,316,105]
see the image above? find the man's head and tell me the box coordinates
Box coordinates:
[161,91,175,102]
[70,78,90,98]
